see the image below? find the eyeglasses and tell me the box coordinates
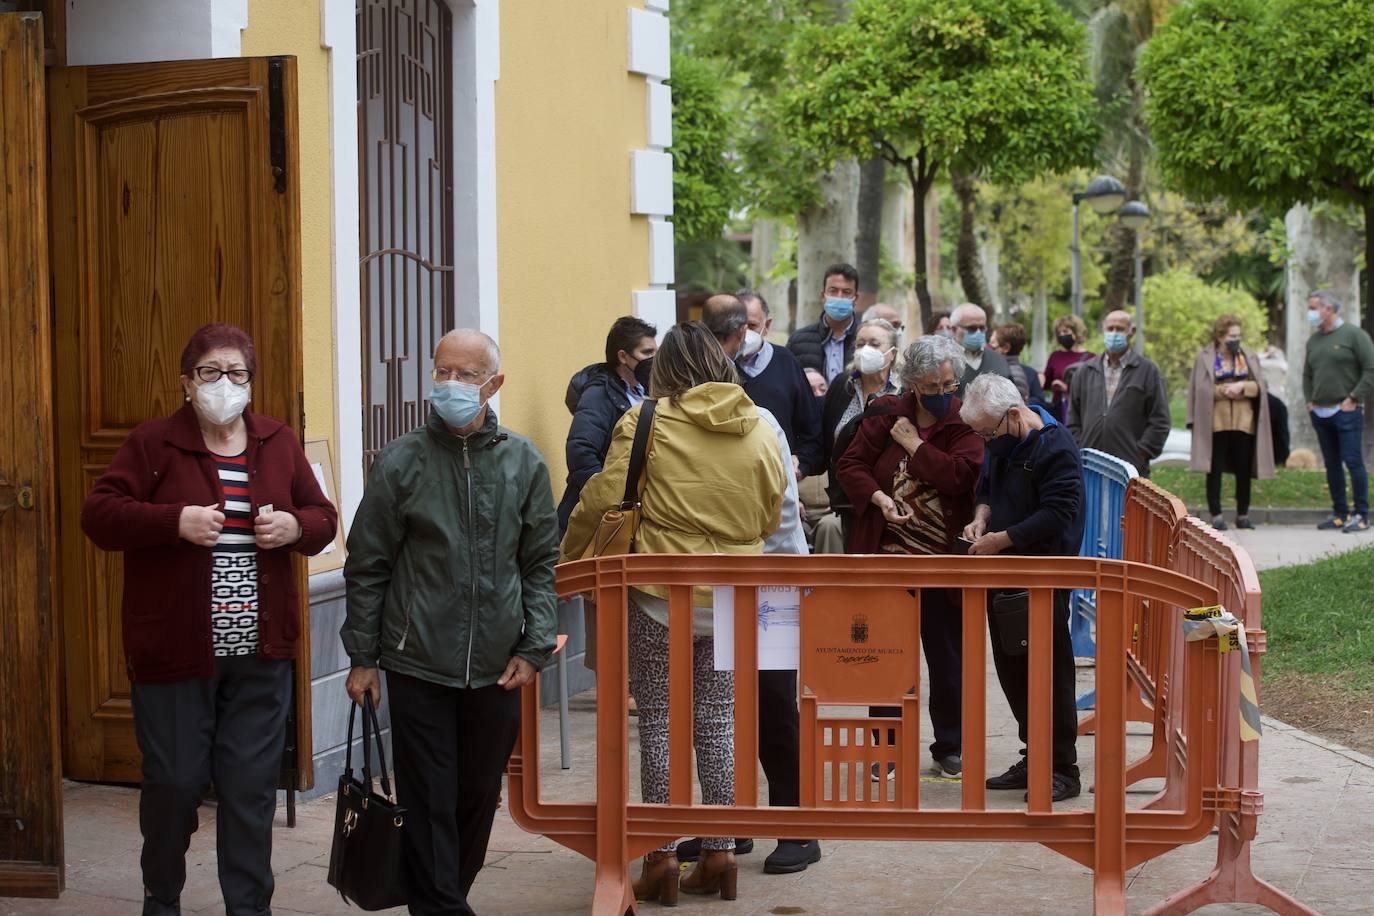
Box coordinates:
[975,409,1010,441]
[193,366,252,385]
[431,367,489,385]
[960,323,987,333]
[914,381,958,397]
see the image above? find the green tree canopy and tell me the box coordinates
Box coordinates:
[667,52,739,244]
[1140,0,1374,335]
[781,0,1099,325]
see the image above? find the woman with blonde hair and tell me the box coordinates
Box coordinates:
[563,321,789,905]
[1188,314,1275,530]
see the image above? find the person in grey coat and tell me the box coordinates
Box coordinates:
[1067,310,1171,477]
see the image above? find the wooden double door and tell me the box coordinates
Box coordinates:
[0,12,308,894]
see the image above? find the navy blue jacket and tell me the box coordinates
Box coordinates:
[975,405,1085,556]
[740,345,824,477]
[557,368,632,532]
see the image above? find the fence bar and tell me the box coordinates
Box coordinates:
[960,587,988,810]
[667,585,694,807]
[733,585,759,808]
[1027,587,1056,813]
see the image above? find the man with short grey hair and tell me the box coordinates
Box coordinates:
[1067,309,1170,477]
[1304,289,1374,532]
[950,302,1016,395]
[960,373,1085,802]
[342,328,559,911]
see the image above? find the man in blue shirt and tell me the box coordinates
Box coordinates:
[961,373,1085,802]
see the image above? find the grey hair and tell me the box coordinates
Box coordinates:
[1311,289,1342,312]
[898,334,966,390]
[737,288,769,317]
[949,302,985,326]
[960,373,1022,425]
[437,328,501,372]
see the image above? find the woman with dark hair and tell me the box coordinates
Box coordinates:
[80,323,337,915]
[562,321,788,905]
[556,315,658,531]
[1187,314,1275,530]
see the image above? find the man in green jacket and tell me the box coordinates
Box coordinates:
[1303,290,1374,533]
[342,329,559,913]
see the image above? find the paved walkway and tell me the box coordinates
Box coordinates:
[5,525,1370,915]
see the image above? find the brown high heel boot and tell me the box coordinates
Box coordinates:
[679,848,738,900]
[633,849,680,906]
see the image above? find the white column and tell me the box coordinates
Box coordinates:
[628,4,675,338]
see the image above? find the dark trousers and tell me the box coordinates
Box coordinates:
[1312,408,1368,516]
[870,588,962,758]
[132,653,292,916]
[758,669,801,808]
[988,589,1078,776]
[387,672,521,916]
[1206,430,1255,516]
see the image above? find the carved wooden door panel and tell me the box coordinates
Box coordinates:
[47,56,307,784]
[0,12,63,898]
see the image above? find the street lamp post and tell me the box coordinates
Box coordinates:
[1070,175,1127,318]
[1118,199,1151,352]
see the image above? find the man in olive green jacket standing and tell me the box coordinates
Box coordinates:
[342,329,559,914]
[1303,290,1374,532]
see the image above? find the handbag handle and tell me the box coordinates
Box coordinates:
[342,691,395,801]
[363,691,395,800]
[618,399,656,509]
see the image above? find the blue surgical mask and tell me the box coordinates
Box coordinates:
[1307,310,1321,327]
[962,330,986,352]
[919,392,953,420]
[823,297,854,321]
[1103,331,1129,353]
[430,379,488,429]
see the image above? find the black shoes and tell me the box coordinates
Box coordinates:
[985,758,1028,790]
[932,754,962,777]
[763,840,822,874]
[986,759,1081,801]
[675,836,753,861]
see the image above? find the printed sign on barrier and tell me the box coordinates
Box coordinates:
[800,586,920,703]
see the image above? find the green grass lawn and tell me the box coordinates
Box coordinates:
[1150,465,1344,509]
[1258,546,1374,690]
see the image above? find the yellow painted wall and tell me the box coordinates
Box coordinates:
[241,2,336,448]
[495,0,651,488]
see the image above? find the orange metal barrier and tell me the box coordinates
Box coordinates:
[1141,520,1316,915]
[507,554,1233,914]
[1079,478,1190,790]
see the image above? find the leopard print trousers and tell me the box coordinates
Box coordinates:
[627,599,736,852]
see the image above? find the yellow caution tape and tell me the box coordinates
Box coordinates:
[1183,605,1261,742]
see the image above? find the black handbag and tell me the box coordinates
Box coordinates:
[326,692,408,910]
[990,590,1030,657]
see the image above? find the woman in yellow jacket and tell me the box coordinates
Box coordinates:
[563,321,788,905]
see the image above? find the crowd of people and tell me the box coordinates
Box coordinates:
[78,271,1372,915]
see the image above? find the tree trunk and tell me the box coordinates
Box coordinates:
[855,158,885,307]
[749,217,795,334]
[796,159,860,328]
[951,168,993,312]
[902,152,937,331]
[1283,202,1363,455]
[1031,273,1049,370]
[1103,145,1145,311]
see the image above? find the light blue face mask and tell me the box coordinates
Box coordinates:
[961,330,986,352]
[1103,331,1129,353]
[1307,309,1322,327]
[823,297,854,321]
[430,379,489,429]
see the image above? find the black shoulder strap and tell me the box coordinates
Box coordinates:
[620,399,656,508]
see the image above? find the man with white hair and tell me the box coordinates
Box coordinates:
[950,302,1016,395]
[1067,309,1170,477]
[343,328,559,911]
[960,373,1085,802]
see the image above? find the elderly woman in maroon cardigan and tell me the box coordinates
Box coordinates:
[80,323,337,916]
[835,334,985,781]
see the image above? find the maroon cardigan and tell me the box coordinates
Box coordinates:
[81,403,337,683]
[835,392,985,554]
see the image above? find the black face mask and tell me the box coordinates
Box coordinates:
[1224,339,1241,355]
[1057,333,1075,349]
[633,355,654,388]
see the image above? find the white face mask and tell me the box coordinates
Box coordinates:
[739,328,764,359]
[854,344,891,375]
[194,376,251,425]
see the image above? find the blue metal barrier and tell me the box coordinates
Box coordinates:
[1073,449,1137,709]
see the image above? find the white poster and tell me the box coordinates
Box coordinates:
[712,585,801,671]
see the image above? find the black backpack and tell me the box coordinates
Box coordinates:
[826,400,897,516]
